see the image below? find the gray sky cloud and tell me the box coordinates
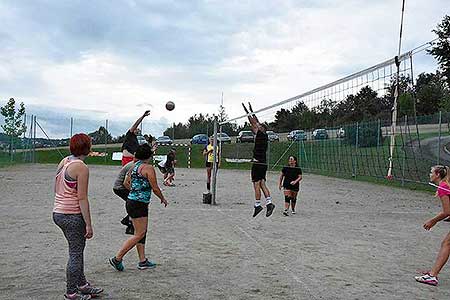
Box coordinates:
[0,0,448,137]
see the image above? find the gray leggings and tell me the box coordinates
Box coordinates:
[53,213,87,294]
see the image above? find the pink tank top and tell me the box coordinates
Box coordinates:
[53,158,84,214]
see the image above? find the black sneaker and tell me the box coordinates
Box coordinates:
[444,217,450,222]
[120,215,129,226]
[266,203,275,217]
[125,225,134,235]
[283,210,289,216]
[253,205,263,217]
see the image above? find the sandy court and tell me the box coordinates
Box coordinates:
[0,164,450,299]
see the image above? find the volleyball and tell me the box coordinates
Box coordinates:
[166,101,175,111]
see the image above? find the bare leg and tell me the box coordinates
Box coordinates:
[136,244,146,262]
[284,190,290,210]
[260,179,271,198]
[253,181,261,201]
[206,167,212,191]
[290,191,298,211]
[116,217,148,260]
[430,232,450,276]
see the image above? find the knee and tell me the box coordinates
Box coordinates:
[285,195,291,203]
[135,230,147,240]
[290,197,297,204]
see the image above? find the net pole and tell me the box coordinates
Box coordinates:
[387,0,406,179]
[211,116,218,205]
[104,119,108,163]
[438,111,442,165]
[33,116,37,163]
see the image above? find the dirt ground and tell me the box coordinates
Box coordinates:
[0,164,449,300]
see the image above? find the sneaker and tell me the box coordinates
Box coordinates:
[266,203,275,217]
[137,258,157,270]
[64,293,91,300]
[253,205,263,217]
[415,273,438,286]
[120,216,129,226]
[291,209,296,215]
[125,225,134,235]
[283,210,289,216]
[78,282,103,297]
[109,257,124,271]
[444,216,450,222]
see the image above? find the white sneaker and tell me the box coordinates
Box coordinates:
[291,210,296,215]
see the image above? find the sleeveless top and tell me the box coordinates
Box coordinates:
[53,157,84,214]
[128,161,152,204]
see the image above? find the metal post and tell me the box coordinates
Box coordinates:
[172,122,175,141]
[211,116,218,205]
[33,116,37,163]
[438,111,442,165]
[401,116,407,186]
[387,56,402,179]
[70,117,73,137]
[377,119,381,149]
[104,119,108,162]
[353,122,359,177]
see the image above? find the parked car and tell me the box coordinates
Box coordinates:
[337,128,345,138]
[211,133,232,144]
[137,135,148,145]
[266,131,279,142]
[155,136,173,145]
[190,134,208,145]
[237,131,255,143]
[287,130,307,141]
[312,129,329,140]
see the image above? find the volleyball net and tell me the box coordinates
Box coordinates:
[211,40,445,198]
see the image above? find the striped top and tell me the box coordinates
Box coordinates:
[53,157,84,214]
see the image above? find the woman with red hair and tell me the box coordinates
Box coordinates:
[53,134,103,300]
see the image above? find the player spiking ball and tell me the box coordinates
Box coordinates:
[242,102,274,218]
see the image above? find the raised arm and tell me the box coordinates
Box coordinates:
[129,110,151,133]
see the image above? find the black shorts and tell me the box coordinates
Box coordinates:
[206,162,212,168]
[126,200,149,219]
[158,165,167,174]
[283,184,299,192]
[113,188,129,201]
[251,163,267,182]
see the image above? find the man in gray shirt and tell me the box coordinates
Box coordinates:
[113,161,135,234]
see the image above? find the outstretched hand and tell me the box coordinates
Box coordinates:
[143,110,151,117]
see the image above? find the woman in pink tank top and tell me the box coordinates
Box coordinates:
[53,133,103,300]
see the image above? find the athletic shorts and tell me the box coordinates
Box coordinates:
[121,156,134,166]
[251,163,267,182]
[166,166,175,174]
[126,200,149,219]
[206,162,212,168]
[283,184,299,192]
[113,188,129,201]
[158,165,167,174]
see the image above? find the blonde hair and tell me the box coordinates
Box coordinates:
[432,165,450,196]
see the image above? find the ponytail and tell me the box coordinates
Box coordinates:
[432,165,450,185]
[445,166,450,186]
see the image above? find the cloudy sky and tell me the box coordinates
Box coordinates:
[0,0,448,138]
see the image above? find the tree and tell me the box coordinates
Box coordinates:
[0,98,26,153]
[415,72,449,115]
[88,126,112,145]
[428,15,450,87]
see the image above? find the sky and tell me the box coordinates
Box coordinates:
[0,0,448,138]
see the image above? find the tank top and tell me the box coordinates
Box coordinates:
[128,161,152,204]
[53,157,85,214]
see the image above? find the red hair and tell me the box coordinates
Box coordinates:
[70,133,92,156]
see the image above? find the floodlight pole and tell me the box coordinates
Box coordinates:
[211,116,218,205]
